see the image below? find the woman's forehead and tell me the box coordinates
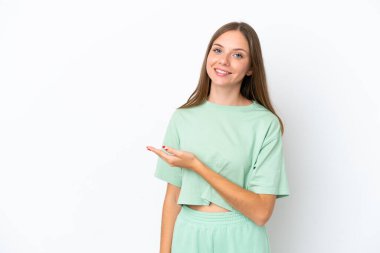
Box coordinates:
[213,31,249,51]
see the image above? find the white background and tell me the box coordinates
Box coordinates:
[1,0,379,252]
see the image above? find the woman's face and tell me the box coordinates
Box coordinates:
[206,30,252,87]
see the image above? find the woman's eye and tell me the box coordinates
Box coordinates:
[212,48,243,59]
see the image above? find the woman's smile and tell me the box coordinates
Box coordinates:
[215,68,232,77]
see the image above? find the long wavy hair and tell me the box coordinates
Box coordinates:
[177,21,284,135]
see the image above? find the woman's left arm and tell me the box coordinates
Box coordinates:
[192,159,276,226]
[147,145,276,226]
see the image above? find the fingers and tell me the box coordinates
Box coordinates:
[162,145,178,156]
[146,145,173,162]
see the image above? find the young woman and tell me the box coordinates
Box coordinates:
[147,21,290,253]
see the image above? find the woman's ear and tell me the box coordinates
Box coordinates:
[246,70,253,76]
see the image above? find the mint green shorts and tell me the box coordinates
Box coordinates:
[172,205,271,253]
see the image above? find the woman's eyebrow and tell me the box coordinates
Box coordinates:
[212,43,248,53]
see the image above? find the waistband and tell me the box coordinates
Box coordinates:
[179,205,250,225]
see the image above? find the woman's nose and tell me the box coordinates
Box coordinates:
[218,55,230,66]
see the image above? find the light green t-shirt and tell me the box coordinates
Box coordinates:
[154,99,290,212]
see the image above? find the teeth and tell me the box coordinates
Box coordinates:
[215,69,229,74]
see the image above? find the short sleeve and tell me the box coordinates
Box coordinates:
[246,118,290,198]
[154,110,182,188]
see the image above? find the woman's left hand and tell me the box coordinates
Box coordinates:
[146,145,200,171]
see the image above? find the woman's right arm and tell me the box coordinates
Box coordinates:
[159,183,182,253]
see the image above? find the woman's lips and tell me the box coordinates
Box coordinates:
[214,68,231,76]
